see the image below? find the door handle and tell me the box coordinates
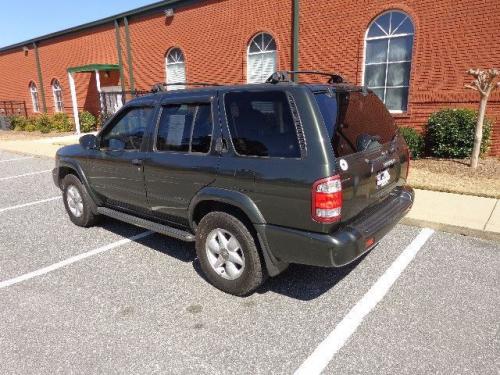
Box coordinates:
[131,158,143,166]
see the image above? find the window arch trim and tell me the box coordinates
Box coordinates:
[246,31,278,84]
[51,78,64,112]
[29,81,40,113]
[362,10,415,113]
[165,47,186,90]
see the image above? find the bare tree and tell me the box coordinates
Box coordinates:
[465,68,499,168]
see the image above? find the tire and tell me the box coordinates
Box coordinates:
[195,211,266,296]
[62,174,99,227]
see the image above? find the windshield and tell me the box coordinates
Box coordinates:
[315,90,397,156]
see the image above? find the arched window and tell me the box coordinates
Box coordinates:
[29,81,40,112]
[363,11,414,112]
[247,32,277,83]
[165,48,186,90]
[51,79,63,112]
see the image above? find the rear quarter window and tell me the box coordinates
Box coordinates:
[224,91,301,158]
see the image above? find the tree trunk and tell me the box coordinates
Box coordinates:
[470,95,487,168]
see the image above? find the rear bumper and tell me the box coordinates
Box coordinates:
[261,186,414,267]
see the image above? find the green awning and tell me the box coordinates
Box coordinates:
[67,64,119,74]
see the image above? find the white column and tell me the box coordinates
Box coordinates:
[68,72,80,134]
[95,70,104,115]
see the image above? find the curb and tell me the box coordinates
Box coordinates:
[401,217,500,243]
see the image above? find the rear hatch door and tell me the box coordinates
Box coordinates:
[314,88,409,222]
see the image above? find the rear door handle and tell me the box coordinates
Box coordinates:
[131,158,143,166]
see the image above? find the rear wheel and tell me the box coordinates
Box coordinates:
[62,174,99,227]
[195,212,266,296]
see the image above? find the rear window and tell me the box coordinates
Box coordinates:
[224,91,301,158]
[315,90,396,157]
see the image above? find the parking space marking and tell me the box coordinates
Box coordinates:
[0,196,62,213]
[294,228,435,375]
[0,230,153,289]
[0,170,52,181]
[0,156,34,163]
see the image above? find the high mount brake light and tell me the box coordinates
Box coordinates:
[312,175,342,223]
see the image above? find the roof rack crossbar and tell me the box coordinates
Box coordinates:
[266,70,345,84]
[151,82,221,92]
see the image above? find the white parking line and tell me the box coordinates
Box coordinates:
[0,156,34,163]
[294,228,435,375]
[0,196,62,213]
[0,231,154,289]
[0,170,51,181]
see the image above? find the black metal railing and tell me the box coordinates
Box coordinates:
[99,90,149,116]
[0,100,28,117]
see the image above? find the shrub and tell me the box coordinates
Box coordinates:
[51,113,74,132]
[34,114,52,133]
[24,118,37,132]
[98,111,114,128]
[79,111,97,133]
[426,108,492,158]
[399,127,425,159]
[9,115,30,131]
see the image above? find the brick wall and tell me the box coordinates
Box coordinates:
[0,0,498,155]
[300,0,500,155]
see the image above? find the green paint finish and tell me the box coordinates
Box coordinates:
[114,20,127,95]
[123,17,135,93]
[292,0,300,82]
[67,64,120,74]
[33,42,47,112]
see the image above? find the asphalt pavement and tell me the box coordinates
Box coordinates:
[0,151,498,374]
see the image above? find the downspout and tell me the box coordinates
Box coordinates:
[114,19,127,99]
[292,0,300,82]
[123,16,135,93]
[32,42,47,112]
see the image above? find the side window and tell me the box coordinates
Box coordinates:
[156,103,212,153]
[224,91,300,158]
[100,107,153,151]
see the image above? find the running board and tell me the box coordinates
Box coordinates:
[97,207,195,242]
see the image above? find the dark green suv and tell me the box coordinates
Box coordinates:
[53,72,413,296]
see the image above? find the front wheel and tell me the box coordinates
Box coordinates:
[62,174,99,227]
[195,212,266,296]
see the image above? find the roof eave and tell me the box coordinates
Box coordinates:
[0,0,195,53]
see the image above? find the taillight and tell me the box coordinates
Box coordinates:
[312,175,342,223]
[405,147,411,180]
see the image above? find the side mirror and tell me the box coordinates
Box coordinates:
[79,134,98,150]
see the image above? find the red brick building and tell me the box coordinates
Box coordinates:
[0,0,499,154]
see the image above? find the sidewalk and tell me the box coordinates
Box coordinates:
[0,133,94,158]
[403,189,499,241]
[0,134,498,241]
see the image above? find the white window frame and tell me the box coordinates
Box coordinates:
[247,32,278,84]
[29,81,40,113]
[165,48,186,91]
[51,79,64,112]
[362,10,414,113]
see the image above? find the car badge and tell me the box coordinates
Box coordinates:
[339,159,348,171]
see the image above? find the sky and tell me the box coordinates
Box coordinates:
[0,0,156,48]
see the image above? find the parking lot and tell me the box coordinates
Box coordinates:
[0,150,498,374]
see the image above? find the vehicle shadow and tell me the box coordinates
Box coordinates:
[97,218,196,263]
[98,218,364,301]
[255,257,364,301]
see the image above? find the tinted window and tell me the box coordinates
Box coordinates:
[224,91,300,158]
[156,103,212,153]
[314,91,396,157]
[101,107,153,150]
[315,92,338,139]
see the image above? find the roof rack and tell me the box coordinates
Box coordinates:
[266,70,345,84]
[151,82,221,93]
